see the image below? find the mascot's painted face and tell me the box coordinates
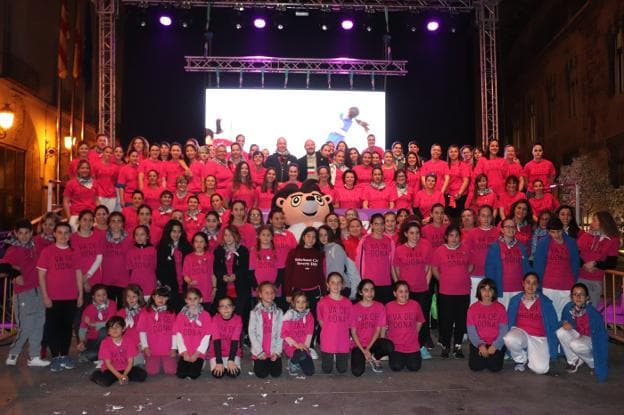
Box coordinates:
[276,190,333,226]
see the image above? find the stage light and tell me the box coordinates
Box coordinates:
[426,20,440,32]
[254,18,266,29]
[321,24,328,31]
[410,26,417,32]
[277,24,284,30]
[235,23,242,30]
[341,19,354,30]
[366,25,373,32]
[159,15,172,26]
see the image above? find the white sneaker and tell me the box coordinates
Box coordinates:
[309,348,319,360]
[27,357,51,367]
[5,355,18,366]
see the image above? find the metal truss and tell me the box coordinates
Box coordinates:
[94,0,117,146]
[121,0,475,13]
[184,56,407,76]
[476,0,499,148]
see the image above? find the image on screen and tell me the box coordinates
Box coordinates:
[205,89,386,158]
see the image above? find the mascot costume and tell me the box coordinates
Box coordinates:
[273,180,333,241]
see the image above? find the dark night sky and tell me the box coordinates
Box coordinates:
[119,7,476,151]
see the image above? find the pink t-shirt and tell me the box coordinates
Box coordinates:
[250,166,267,188]
[208,314,243,359]
[230,184,256,208]
[543,240,574,290]
[420,160,450,192]
[183,213,205,241]
[393,240,433,293]
[98,336,138,372]
[137,308,176,356]
[317,296,353,353]
[187,161,204,194]
[36,245,77,300]
[202,161,233,192]
[81,300,118,340]
[123,207,139,233]
[333,185,363,209]
[515,298,546,337]
[172,192,190,211]
[116,307,143,347]
[280,312,315,358]
[183,252,215,301]
[524,159,556,192]
[363,185,395,208]
[143,185,163,211]
[468,191,497,213]
[126,245,157,295]
[71,232,105,285]
[431,244,472,295]
[1,244,39,294]
[63,179,98,215]
[385,300,425,353]
[474,157,506,194]
[255,187,276,209]
[352,165,373,185]
[466,301,508,344]
[498,241,525,293]
[260,309,274,357]
[163,160,187,191]
[382,166,396,184]
[392,184,413,210]
[102,237,132,287]
[93,161,119,198]
[413,190,445,218]
[465,227,499,276]
[273,230,297,268]
[250,247,280,296]
[406,169,421,191]
[350,301,386,349]
[173,311,212,357]
[139,159,164,186]
[421,224,448,249]
[529,194,559,216]
[497,191,526,217]
[117,164,139,204]
[447,161,470,196]
[577,233,620,281]
[575,313,590,337]
[355,235,395,287]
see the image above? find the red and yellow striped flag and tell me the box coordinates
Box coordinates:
[72,0,82,79]
[57,0,70,79]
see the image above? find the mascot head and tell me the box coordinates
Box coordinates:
[273,180,333,228]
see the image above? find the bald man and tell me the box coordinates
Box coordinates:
[296,139,330,182]
[265,137,298,183]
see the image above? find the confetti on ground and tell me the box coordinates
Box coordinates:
[313,404,319,407]
[261,393,268,398]
[103,392,111,397]
[222,402,229,407]
[296,376,306,380]
[227,396,234,400]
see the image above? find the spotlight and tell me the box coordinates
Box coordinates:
[341,19,354,30]
[410,26,417,32]
[159,15,172,27]
[254,18,266,29]
[366,25,372,32]
[426,20,440,32]
[139,19,147,28]
[235,23,242,30]
[321,24,328,31]
[277,24,284,30]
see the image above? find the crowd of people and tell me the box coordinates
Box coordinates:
[0,132,617,386]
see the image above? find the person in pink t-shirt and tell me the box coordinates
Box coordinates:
[126,225,157,296]
[117,150,140,207]
[63,160,98,231]
[523,143,556,194]
[381,150,397,184]
[37,223,83,371]
[362,167,395,209]
[209,296,243,378]
[231,161,256,208]
[71,210,104,293]
[255,168,278,209]
[529,179,559,221]
[467,174,498,219]
[352,151,374,187]
[355,214,396,303]
[142,170,164,211]
[183,233,217,308]
[185,144,204,195]
[174,288,213,379]
[68,142,90,179]
[420,144,450,193]
[474,139,506,195]
[249,226,282,298]
[102,212,132,304]
[497,175,526,219]
[385,280,425,372]
[77,284,117,361]
[421,204,448,249]
[138,144,164,191]
[249,282,284,378]
[116,284,145,355]
[350,280,394,376]
[138,286,178,375]
[464,206,499,304]
[92,146,120,213]
[466,278,508,372]
[163,143,191,192]
[317,273,353,374]
[445,145,471,219]
[281,292,315,376]
[431,225,474,358]
[332,169,363,209]
[414,174,446,222]
[90,316,147,387]
[502,145,526,191]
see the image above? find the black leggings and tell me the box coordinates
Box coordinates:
[438,294,470,349]
[91,366,147,387]
[351,338,395,377]
[45,300,77,357]
[176,358,204,379]
[303,287,322,346]
[290,349,315,376]
[468,344,505,372]
[410,291,432,347]
[253,358,282,378]
[389,351,422,372]
[321,352,349,374]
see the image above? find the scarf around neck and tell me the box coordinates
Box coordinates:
[181,304,204,325]
[78,176,94,188]
[94,300,110,320]
[124,305,141,328]
[3,234,35,249]
[106,229,127,243]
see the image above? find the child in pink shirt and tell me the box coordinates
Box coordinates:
[281,292,315,376]
[421,204,448,248]
[250,225,282,299]
[174,288,213,379]
[209,296,243,378]
[77,284,117,361]
[249,282,284,378]
[183,233,217,309]
[464,206,499,303]
[126,225,157,295]
[350,280,394,376]
[431,225,474,358]
[90,316,147,387]
[317,272,353,374]
[116,284,146,357]
[385,280,425,372]
[138,287,177,376]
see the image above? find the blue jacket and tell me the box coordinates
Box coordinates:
[485,239,532,298]
[560,302,609,383]
[533,235,580,284]
[508,293,560,361]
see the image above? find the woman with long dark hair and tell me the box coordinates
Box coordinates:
[156,219,192,311]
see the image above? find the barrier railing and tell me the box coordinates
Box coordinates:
[0,274,15,344]
[602,269,624,343]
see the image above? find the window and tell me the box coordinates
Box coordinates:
[0,145,26,229]
[545,74,556,129]
[565,56,578,117]
[528,100,536,144]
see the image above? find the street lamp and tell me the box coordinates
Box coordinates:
[0,103,15,138]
